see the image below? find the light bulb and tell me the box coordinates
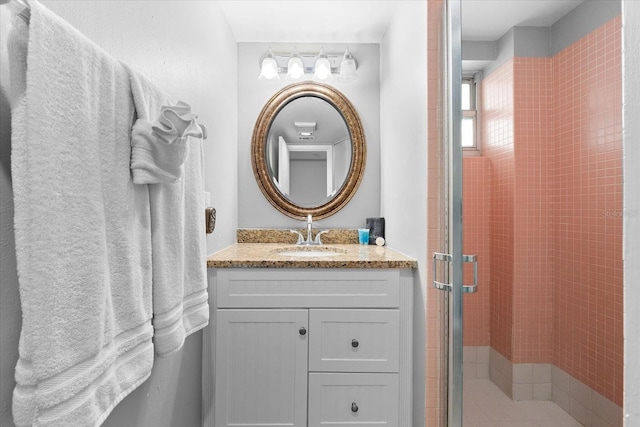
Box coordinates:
[313,48,333,81]
[258,50,280,80]
[338,48,357,82]
[286,53,304,80]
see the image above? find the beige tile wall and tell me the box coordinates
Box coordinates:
[488,347,513,398]
[463,346,490,379]
[480,347,622,426]
[552,365,623,427]
[512,362,552,401]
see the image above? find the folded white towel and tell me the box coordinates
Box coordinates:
[126,67,209,357]
[9,2,154,426]
[131,100,202,184]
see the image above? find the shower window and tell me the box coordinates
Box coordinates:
[462,77,480,152]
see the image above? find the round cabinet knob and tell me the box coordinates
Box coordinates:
[351,402,359,413]
[299,327,307,336]
[351,339,359,348]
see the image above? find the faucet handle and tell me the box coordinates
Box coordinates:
[290,229,304,245]
[314,230,329,245]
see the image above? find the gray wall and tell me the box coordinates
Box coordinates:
[237,43,381,230]
[470,0,621,76]
[0,1,238,426]
[484,26,549,75]
[551,0,621,56]
[380,2,427,427]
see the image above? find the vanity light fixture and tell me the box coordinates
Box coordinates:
[258,48,358,82]
[258,48,280,80]
[286,52,305,80]
[338,48,358,82]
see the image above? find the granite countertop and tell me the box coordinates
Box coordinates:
[207,243,418,269]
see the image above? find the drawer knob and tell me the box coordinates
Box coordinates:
[351,339,359,348]
[299,327,307,336]
[351,402,359,413]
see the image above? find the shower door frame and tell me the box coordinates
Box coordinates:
[433,0,464,425]
[448,0,464,425]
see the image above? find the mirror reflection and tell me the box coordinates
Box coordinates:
[251,82,365,220]
[266,96,352,208]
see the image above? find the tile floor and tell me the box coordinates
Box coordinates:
[463,378,582,427]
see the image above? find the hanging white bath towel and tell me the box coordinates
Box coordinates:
[9,2,154,426]
[126,67,210,357]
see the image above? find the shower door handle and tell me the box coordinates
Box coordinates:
[462,254,478,293]
[432,252,478,293]
[432,252,452,291]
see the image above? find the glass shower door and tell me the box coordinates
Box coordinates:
[431,0,473,426]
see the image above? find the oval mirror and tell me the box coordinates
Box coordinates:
[251,82,366,220]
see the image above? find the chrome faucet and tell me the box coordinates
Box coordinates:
[306,214,313,243]
[290,214,328,245]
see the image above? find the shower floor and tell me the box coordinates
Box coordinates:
[463,378,582,427]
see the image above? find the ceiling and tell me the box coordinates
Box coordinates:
[219,0,584,43]
[219,1,399,43]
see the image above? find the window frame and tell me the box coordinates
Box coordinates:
[462,76,481,154]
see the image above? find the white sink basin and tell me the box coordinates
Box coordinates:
[275,247,346,257]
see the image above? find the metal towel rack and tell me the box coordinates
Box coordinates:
[1,0,210,139]
[2,0,30,23]
[5,0,214,240]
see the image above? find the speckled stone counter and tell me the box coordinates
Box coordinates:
[207,243,417,269]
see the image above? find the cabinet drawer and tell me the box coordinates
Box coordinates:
[215,269,399,308]
[309,309,399,372]
[308,373,399,427]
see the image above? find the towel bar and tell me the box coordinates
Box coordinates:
[3,0,30,23]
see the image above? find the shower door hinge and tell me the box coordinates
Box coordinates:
[432,252,478,293]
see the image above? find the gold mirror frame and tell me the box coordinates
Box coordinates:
[251,82,366,220]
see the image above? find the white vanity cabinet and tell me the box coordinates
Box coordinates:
[203,268,413,427]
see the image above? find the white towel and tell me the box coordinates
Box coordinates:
[131,98,202,183]
[126,68,209,357]
[9,2,154,426]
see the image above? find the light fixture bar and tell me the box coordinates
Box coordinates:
[258,50,358,80]
[274,54,344,74]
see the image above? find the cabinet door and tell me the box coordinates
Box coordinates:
[214,309,308,427]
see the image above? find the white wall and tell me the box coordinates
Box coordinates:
[237,43,381,229]
[622,1,640,423]
[380,2,427,427]
[0,1,237,425]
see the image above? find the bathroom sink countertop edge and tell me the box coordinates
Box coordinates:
[207,243,417,269]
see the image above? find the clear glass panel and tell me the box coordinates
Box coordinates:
[461,117,474,147]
